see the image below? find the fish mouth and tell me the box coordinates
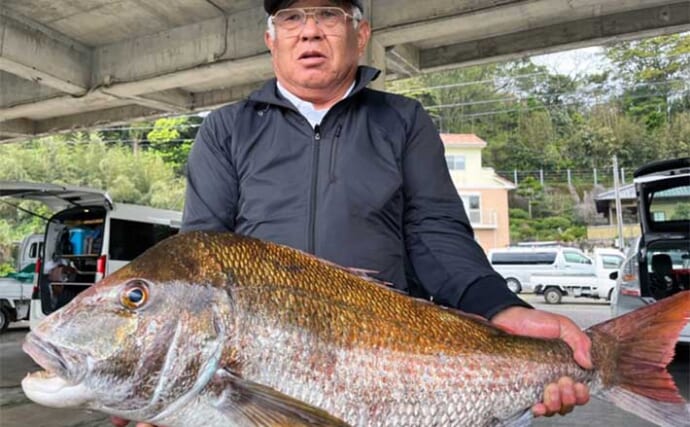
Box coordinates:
[23,333,73,379]
[21,333,93,408]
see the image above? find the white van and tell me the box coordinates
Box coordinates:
[0,181,181,328]
[488,246,596,293]
[16,233,44,273]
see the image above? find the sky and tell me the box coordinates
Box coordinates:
[531,46,610,77]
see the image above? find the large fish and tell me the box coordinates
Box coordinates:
[22,231,690,426]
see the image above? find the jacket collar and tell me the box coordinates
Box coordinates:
[248,66,381,107]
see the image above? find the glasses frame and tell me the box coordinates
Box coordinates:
[271,7,358,32]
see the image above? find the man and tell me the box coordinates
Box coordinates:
[113,1,589,425]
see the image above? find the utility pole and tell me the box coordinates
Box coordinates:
[612,155,625,250]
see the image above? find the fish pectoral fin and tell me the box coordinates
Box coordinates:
[491,409,533,427]
[208,369,351,426]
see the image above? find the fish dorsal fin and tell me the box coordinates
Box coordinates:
[290,248,396,289]
[207,369,351,426]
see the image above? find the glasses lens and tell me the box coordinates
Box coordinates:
[316,8,346,27]
[275,10,305,30]
[274,8,347,31]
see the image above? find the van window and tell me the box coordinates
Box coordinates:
[601,254,624,269]
[29,242,38,258]
[563,251,591,264]
[649,184,690,223]
[491,252,557,265]
[109,219,178,261]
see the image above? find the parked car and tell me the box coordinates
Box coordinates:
[591,247,626,300]
[528,248,625,304]
[15,233,43,273]
[0,181,181,329]
[0,233,44,332]
[488,246,597,294]
[610,157,690,343]
[0,263,35,332]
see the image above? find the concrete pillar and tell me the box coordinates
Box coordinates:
[360,0,385,91]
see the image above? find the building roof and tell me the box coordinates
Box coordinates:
[440,133,487,148]
[595,183,690,201]
[595,183,636,201]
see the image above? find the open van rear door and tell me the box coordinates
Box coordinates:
[633,158,690,238]
[0,181,113,212]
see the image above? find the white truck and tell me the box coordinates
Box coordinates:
[0,275,33,332]
[530,248,625,304]
[0,233,43,332]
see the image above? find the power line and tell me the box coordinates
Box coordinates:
[393,72,549,94]
[421,88,687,114]
[392,72,687,97]
[447,90,689,121]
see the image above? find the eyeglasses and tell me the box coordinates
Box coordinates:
[272,7,356,32]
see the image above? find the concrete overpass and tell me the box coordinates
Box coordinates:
[0,0,688,143]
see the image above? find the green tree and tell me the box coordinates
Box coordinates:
[147,116,202,172]
[0,134,187,269]
[605,34,690,130]
[671,203,690,221]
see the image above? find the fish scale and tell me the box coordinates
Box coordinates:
[228,285,592,424]
[21,231,690,427]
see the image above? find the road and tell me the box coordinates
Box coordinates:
[0,296,688,427]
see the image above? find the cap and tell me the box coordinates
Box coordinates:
[264,0,363,15]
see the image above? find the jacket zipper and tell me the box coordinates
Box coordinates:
[308,125,321,254]
[329,124,342,183]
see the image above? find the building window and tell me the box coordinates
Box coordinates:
[445,155,466,171]
[460,194,481,224]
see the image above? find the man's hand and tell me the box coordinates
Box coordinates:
[110,416,157,427]
[491,306,592,417]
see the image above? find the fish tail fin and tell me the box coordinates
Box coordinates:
[589,290,690,427]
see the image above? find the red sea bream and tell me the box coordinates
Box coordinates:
[22,231,690,426]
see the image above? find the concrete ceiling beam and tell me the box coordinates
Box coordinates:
[0,118,35,138]
[385,44,421,79]
[0,11,91,95]
[100,88,194,114]
[418,2,690,71]
[373,0,678,47]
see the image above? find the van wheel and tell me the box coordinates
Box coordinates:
[544,288,563,304]
[0,308,9,333]
[505,278,522,294]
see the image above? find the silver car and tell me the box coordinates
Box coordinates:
[610,157,690,343]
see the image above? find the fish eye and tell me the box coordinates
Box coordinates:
[120,280,149,310]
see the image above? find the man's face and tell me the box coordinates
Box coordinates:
[265,0,371,96]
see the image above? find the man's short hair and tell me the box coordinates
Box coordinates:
[264,0,363,15]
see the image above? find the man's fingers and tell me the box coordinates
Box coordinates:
[543,382,561,415]
[559,319,593,369]
[574,382,590,405]
[557,377,577,415]
[110,416,130,427]
[109,417,157,427]
[531,402,547,417]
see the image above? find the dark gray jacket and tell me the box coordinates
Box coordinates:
[182,66,529,319]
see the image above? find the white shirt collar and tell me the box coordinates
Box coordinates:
[276,80,356,128]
